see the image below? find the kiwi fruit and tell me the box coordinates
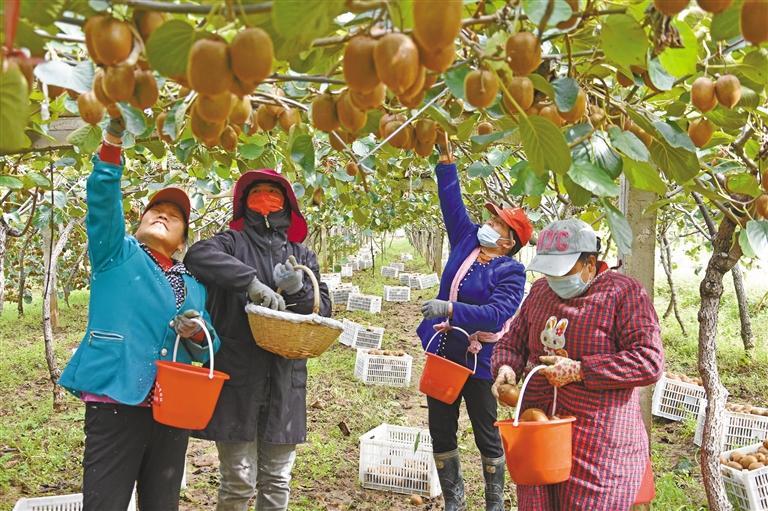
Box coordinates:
[196,92,234,124]
[415,138,434,157]
[107,103,122,119]
[187,38,233,96]
[749,462,766,471]
[78,91,105,125]
[229,96,253,126]
[256,104,279,131]
[732,452,745,462]
[557,0,580,29]
[156,112,172,143]
[312,188,324,206]
[220,125,238,152]
[654,0,689,15]
[503,76,534,112]
[740,455,758,469]
[133,11,166,42]
[715,74,741,108]
[755,194,768,219]
[538,105,565,127]
[90,17,133,66]
[688,118,714,148]
[558,88,587,123]
[762,171,768,192]
[400,90,426,108]
[337,90,367,133]
[418,41,456,73]
[696,0,732,12]
[400,67,427,101]
[414,119,437,146]
[230,28,274,85]
[464,69,499,109]
[373,33,420,95]
[230,77,257,98]
[616,72,634,87]
[726,461,744,470]
[477,121,493,135]
[383,121,413,149]
[588,105,606,127]
[346,162,359,176]
[278,107,302,132]
[505,32,541,76]
[311,94,340,132]
[191,104,225,142]
[92,69,114,106]
[330,130,354,151]
[691,77,717,112]
[130,69,159,110]
[497,384,519,406]
[412,0,463,50]
[84,15,107,65]
[103,64,136,102]
[350,83,386,110]
[343,36,380,92]
[741,0,768,45]
[519,408,549,422]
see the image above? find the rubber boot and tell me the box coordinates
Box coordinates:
[433,449,466,511]
[482,454,506,511]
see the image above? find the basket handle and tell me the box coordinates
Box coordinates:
[172,317,215,380]
[512,364,558,426]
[424,324,478,375]
[278,255,321,314]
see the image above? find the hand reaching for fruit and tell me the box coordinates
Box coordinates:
[437,130,454,163]
[539,355,583,387]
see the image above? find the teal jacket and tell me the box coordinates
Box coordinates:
[59,155,220,406]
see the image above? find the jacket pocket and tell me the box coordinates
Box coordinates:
[88,330,125,344]
[291,361,308,388]
[76,330,125,390]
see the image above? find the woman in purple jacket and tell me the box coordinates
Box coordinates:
[417,143,532,511]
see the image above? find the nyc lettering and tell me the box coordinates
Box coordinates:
[539,230,570,251]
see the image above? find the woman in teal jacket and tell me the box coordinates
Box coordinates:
[59,118,220,511]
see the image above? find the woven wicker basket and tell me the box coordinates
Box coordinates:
[246,257,343,359]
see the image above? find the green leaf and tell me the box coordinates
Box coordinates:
[240,143,265,160]
[146,20,200,79]
[22,172,52,190]
[528,73,555,100]
[647,58,675,91]
[66,124,101,153]
[601,15,649,76]
[522,0,573,27]
[0,175,24,190]
[602,200,633,255]
[562,174,591,206]
[175,138,196,163]
[649,138,699,184]
[0,63,31,153]
[742,50,768,85]
[20,0,66,26]
[457,113,480,141]
[292,182,305,199]
[470,128,515,147]
[711,2,741,41]
[652,121,696,152]
[34,60,95,94]
[164,101,188,140]
[738,86,760,110]
[519,116,571,175]
[726,173,762,197]
[746,220,768,260]
[290,134,315,175]
[143,140,165,159]
[567,160,619,197]
[117,103,148,136]
[444,64,471,101]
[551,77,580,113]
[509,162,547,196]
[704,107,749,130]
[591,132,622,179]
[467,161,493,178]
[272,0,344,46]
[622,157,666,194]
[608,127,650,162]
[738,228,756,259]
[658,21,698,78]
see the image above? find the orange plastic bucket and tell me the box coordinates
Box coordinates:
[419,326,477,404]
[494,365,576,485]
[633,458,655,504]
[152,319,229,430]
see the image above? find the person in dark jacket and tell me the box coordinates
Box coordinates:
[417,141,532,511]
[184,169,331,511]
[59,118,220,511]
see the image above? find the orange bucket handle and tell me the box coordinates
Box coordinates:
[424,324,478,374]
[171,316,216,380]
[512,364,559,426]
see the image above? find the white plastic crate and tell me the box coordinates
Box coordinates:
[391,262,405,271]
[408,274,423,288]
[720,443,768,511]
[354,349,413,387]
[411,273,439,290]
[341,264,354,277]
[347,293,382,314]
[651,373,707,422]
[399,273,412,286]
[339,319,385,350]
[321,272,342,289]
[331,284,360,305]
[14,490,137,511]
[381,266,400,278]
[695,403,768,450]
[359,259,373,270]
[400,253,413,262]
[384,285,411,302]
[359,424,440,497]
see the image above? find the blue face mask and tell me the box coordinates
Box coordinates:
[546,270,591,299]
[477,224,508,248]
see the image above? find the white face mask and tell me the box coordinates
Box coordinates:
[477,224,509,248]
[546,264,594,299]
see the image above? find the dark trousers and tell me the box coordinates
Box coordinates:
[82,403,189,511]
[427,377,504,458]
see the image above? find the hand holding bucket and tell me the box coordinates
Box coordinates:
[419,324,478,405]
[495,364,576,485]
[153,318,229,430]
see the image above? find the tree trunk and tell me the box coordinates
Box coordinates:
[319,226,327,273]
[63,243,87,307]
[42,219,78,411]
[42,227,61,329]
[699,216,741,510]
[17,230,35,316]
[0,222,6,315]
[730,264,754,352]
[659,230,686,335]
[431,231,444,275]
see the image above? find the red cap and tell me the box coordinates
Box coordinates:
[143,187,191,224]
[485,202,533,247]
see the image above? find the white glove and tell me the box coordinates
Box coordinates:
[171,310,202,338]
[491,365,516,400]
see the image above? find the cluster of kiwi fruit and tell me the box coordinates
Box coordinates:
[366,349,407,357]
[687,74,741,148]
[653,0,766,46]
[184,28,274,150]
[720,440,768,472]
[725,403,768,417]
[518,407,575,422]
[665,371,704,386]
[756,172,768,220]
[79,13,163,126]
